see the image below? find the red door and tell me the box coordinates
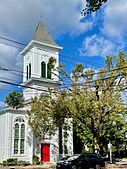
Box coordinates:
[41,144,50,162]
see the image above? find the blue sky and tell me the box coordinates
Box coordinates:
[0,0,127,108]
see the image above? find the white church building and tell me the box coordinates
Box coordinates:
[0,21,73,163]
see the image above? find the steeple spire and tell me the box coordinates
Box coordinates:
[32,21,59,48]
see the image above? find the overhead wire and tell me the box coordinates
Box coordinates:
[0,65,127,93]
[0,79,62,93]
[1,62,127,86]
[0,52,127,82]
[0,35,104,67]
[0,60,127,92]
[0,34,127,80]
[0,35,127,92]
[0,35,105,89]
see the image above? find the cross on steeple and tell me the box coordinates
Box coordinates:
[40,14,42,21]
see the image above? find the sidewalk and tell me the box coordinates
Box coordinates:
[1,160,127,169]
[105,159,127,169]
[0,162,56,169]
[22,163,56,169]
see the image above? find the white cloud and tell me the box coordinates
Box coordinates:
[0,0,93,76]
[79,0,127,58]
[0,101,6,108]
[0,0,94,89]
[79,34,125,57]
[0,0,93,40]
[103,0,127,38]
[0,42,22,88]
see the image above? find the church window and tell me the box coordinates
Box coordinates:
[14,123,19,154]
[20,124,25,154]
[47,63,52,79]
[26,65,29,80]
[29,63,31,78]
[26,63,31,80]
[14,117,25,155]
[41,61,46,78]
[15,118,25,122]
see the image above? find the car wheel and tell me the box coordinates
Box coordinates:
[71,165,77,169]
[95,164,101,169]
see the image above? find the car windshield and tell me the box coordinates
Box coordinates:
[86,154,101,159]
[66,155,80,161]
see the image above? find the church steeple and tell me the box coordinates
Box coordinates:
[32,21,59,48]
[21,21,62,56]
[20,21,63,101]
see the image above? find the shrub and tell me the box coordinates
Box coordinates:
[7,158,17,166]
[2,161,7,166]
[2,158,30,166]
[24,161,31,166]
[33,155,40,164]
[17,160,26,166]
[17,160,30,166]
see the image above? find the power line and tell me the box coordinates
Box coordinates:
[0,35,127,92]
[0,35,104,67]
[0,36,26,46]
[0,79,60,93]
[0,58,127,83]
[0,63,127,91]
[0,39,84,69]
[0,34,126,82]
[0,71,126,95]
[0,35,104,66]
[0,75,22,83]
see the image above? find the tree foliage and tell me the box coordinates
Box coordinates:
[5,91,24,109]
[28,51,127,154]
[82,0,108,15]
[68,51,127,153]
[27,94,55,140]
[28,92,71,141]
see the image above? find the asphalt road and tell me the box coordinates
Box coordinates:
[0,167,22,169]
[1,161,127,169]
[0,167,10,169]
[106,160,127,169]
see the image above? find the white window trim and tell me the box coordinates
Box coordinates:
[12,117,26,156]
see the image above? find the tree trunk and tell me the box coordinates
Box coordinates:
[59,125,63,160]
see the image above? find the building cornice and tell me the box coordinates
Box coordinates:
[20,40,63,55]
[21,77,62,88]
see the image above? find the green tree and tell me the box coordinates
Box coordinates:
[67,51,127,154]
[82,0,108,15]
[27,94,56,141]
[28,92,71,157]
[28,51,127,155]
[5,91,24,109]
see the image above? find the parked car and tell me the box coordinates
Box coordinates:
[56,153,105,169]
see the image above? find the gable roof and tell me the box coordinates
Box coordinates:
[31,21,59,48]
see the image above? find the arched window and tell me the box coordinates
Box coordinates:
[20,124,25,154]
[26,63,31,80]
[14,117,25,155]
[47,63,51,79]
[26,65,29,80]
[14,123,19,154]
[41,61,46,78]
[29,63,31,78]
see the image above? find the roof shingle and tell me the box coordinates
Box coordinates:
[32,21,59,48]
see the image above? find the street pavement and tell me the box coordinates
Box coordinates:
[106,160,127,169]
[0,163,56,169]
[1,160,127,169]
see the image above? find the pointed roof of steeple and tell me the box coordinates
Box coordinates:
[31,21,59,48]
[20,21,62,55]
